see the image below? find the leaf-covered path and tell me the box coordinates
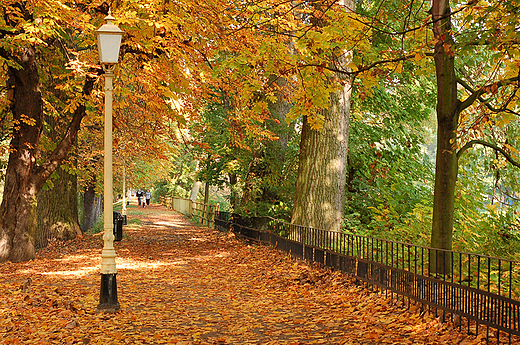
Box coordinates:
[1,204,485,344]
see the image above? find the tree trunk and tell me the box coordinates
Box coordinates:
[37,167,82,248]
[0,41,97,262]
[229,173,239,211]
[291,0,353,235]
[240,150,266,213]
[291,84,351,234]
[0,46,43,262]
[240,75,293,216]
[430,0,460,273]
[83,176,103,232]
[266,76,292,159]
[203,182,210,226]
[36,89,82,247]
[190,181,202,201]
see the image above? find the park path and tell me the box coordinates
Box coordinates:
[0,203,483,345]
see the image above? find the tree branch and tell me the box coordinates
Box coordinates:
[457,74,520,112]
[457,139,520,168]
[33,67,103,189]
[299,53,414,77]
[350,0,475,37]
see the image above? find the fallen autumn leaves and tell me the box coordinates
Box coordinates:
[1,204,489,344]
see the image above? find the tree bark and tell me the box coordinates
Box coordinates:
[0,46,43,262]
[291,0,353,235]
[190,181,202,201]
[430,0,460,273]
[291,85,351,233]
[37,167,82,248]
[83,175,103,232]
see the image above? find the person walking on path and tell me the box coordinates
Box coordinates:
[136,190,143,206]
[145,190,152,206]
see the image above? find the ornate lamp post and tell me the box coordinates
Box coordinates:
[96,11,123,313]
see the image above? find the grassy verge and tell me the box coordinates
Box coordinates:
[86,205,143,235]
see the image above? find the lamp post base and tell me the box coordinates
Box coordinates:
[96,273,120,313]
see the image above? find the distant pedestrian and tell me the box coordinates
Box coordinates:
[136,190,143,206]
[145,190,152,206]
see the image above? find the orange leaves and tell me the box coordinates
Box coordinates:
[0,205,494,344]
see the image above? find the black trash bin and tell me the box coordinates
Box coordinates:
[113,211,123,241]
[122,214,127,226]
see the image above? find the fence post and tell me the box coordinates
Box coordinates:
[211,203,219,229]
[205,203,209,227]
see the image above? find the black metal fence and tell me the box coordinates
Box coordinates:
[215,211,520,344]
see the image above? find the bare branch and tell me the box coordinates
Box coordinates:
[299,53,414,77]
[457,139,520,168]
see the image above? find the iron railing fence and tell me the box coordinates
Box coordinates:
[214,212,520,344]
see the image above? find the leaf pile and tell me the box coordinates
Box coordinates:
[0,204,495,344]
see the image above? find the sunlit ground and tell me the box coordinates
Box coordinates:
[0,203,499,345]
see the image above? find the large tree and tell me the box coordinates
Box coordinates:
[0,0,201,261]
[290,0,354,233]
[429,0,520,265]
[0,1,104,262]
[0,59,97,262]
[430,0,460,262]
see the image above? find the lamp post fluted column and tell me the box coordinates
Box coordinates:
[97,66,120,313]
[95,11,123,314]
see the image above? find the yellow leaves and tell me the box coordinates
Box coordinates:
[0,187,486,344]
[19,114,36,127]
[116,10,140,27]
[486,203,499,215]
[360,71,378,89]
[502,60,519,79]
[496,112,516,127]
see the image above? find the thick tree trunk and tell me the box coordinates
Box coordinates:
[37,167,82,248]
[430,0,460,273]
[291,0,353,235]
[0,47,43,262]
[291,85,351,233]
[0,40,97,262]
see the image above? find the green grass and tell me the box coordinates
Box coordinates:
[87,217,105,235]
[127,217,142,226]
[86,209,142,235]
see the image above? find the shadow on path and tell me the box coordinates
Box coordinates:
[0,203,478,344]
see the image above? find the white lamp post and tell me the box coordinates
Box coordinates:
[121,153,127,225]
[96,10,123,314]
